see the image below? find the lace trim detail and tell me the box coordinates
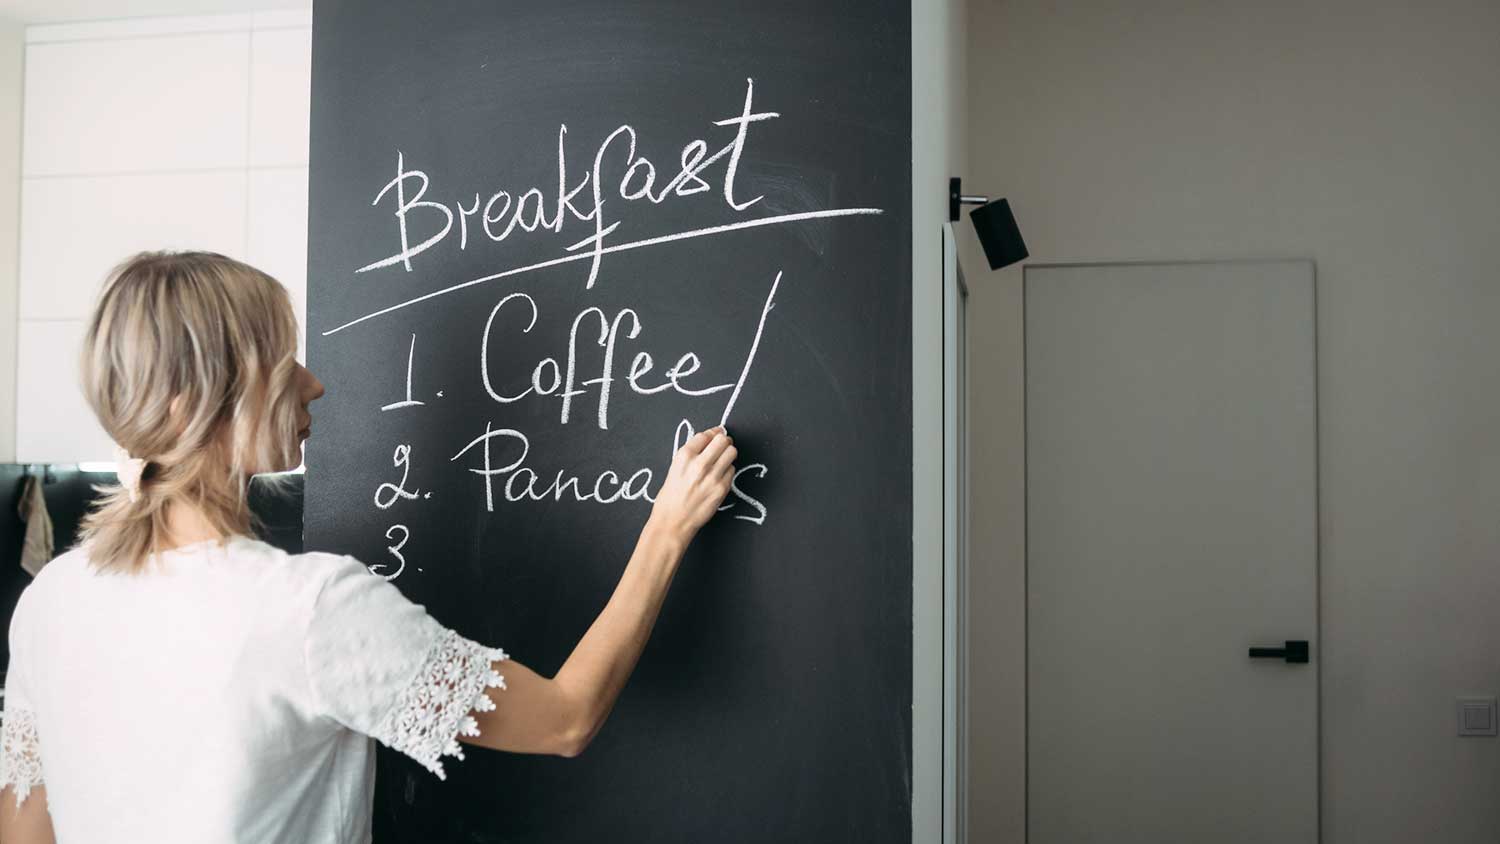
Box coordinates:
[0,708,43,807]
[374,628,507,780]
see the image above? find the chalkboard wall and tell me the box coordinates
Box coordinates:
[306,1,912,841]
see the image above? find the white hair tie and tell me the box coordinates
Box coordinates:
[113,446,148,503]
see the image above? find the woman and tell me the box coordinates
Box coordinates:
[0,251,736,843]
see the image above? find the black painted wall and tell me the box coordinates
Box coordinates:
[306,2,912,842]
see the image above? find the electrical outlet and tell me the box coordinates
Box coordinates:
[1457,697,1497,737]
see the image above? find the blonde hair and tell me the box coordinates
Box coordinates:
[79,251,302,573]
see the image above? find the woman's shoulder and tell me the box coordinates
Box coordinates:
[10,545,92,631]
[215,535,371,595]
[23,537,370,610]
[10,538,384,640]
[28,544,92,585]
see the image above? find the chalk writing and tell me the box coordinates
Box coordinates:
[374,444,421,509]
[479,292,741,430]
[719,270,780,427]
[381,334,426,411]
[370,524,409,581]
[328,76,886,559]
[357,78,778,287]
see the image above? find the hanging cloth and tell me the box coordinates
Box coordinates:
[17,474,54,577]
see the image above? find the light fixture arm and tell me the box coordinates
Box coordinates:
[948,177,990,221]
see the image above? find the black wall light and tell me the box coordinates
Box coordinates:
[950,177,1029,270]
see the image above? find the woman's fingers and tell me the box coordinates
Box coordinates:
[711,442,738,476]
[680,428,718,457]
[662,427,736,527]
[697,431,733,471]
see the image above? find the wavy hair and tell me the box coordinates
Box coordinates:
[78,251,302,573]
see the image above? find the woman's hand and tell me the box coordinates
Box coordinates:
[647,427,737,547]
[460,426,739,759]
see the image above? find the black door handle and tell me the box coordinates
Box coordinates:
[1248,640,1309,664]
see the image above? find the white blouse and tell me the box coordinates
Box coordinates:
[0,535,507,843]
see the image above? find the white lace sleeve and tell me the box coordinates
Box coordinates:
[373,630,509,779]
[306,556,509,780]
[0,707,43,806]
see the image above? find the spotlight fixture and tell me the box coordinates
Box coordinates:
[949,177,1029,270]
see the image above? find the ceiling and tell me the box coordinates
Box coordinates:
[0,0,308,24]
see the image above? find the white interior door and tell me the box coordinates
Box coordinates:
[1026,260,1319,843]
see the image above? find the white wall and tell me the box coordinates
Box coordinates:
[914,0,968,839]
[0,18,20,462]
[12,9,310,463]
[0,1,308,24]
[963,0,1500,841]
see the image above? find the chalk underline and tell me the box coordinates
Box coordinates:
[320,207,885,336]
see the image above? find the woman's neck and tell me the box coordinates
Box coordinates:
[161,502,225,550]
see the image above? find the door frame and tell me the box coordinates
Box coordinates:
[942,224,971,844]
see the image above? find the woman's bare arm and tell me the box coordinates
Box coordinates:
[461,521,687,757]
[459,427,736,757]
[0,785,56,844]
